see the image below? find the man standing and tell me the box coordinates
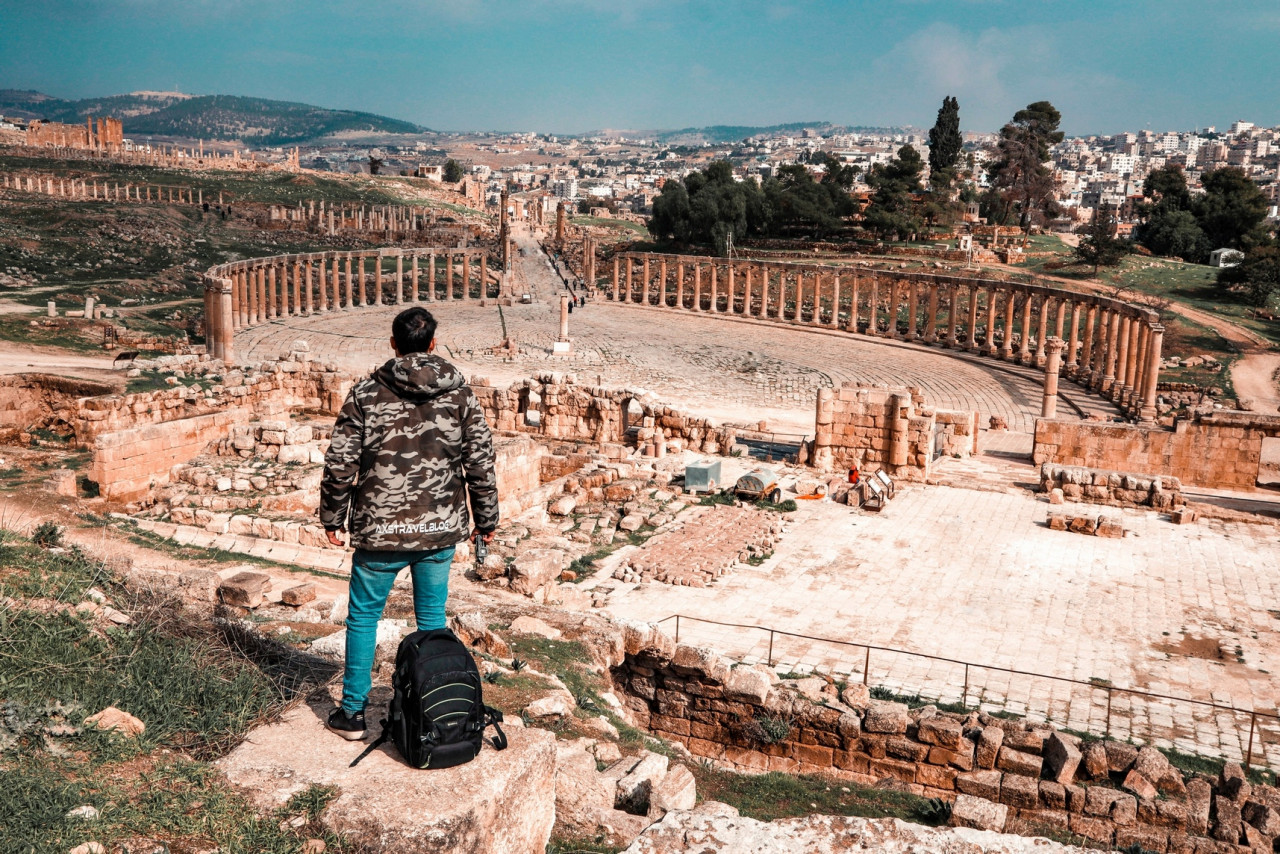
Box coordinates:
[320,306,499,740]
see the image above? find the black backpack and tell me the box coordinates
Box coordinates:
[350,628,507,769]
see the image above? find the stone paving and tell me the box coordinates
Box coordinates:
[235,233,1120,435]
[586,459,1280,766]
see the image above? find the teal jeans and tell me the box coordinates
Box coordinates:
[341,546,455,715]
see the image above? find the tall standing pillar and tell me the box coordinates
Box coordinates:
[1078,304,1096,383]
[1089,308,1110,391]
[1019,294,1033,363]
[1138,325,1164,425]
[709,264,719,313]
[396,253,405,304]
[761,266,772,318]
[411,254,420,302]
[219,279,235,365]
[374,254,384,306]
[238,270,250,326]
[247,267,259,324]
[693,263,702,311]
[847,272,859,332]
[446,254,456,301]
[984,289,999,356]
[946,284,960,347]
[924,284,939,343]
[1035,298,1050,366]
[676,261,685,309]
[1041,338,1064,419]
[642,256,651,306]
[1001,291,1018,360]
[1102,310,1120,394]
[907,280,919,339]
[611,256,620,301]
[267,266,278,319]
[624,256,634,304]
[868,275,880,335]
[304,260,314,314]
[1113,315,1131,402]
[1123,315,1141,406]
[830,273,842,328]
[316,258,328,312]
[331,255,341,309]
[811,271,824,327]
[658,258,668,306]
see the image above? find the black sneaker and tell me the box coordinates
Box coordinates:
[327,706,366,741]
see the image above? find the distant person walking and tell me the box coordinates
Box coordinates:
[320,306,499,740]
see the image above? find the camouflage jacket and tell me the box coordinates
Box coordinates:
[320,353,499,551]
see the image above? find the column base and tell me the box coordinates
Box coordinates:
[552,340,573,355]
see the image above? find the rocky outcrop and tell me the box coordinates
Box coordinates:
[218,702,556,854]
[623,812,1088,853]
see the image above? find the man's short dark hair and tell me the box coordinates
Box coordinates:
[392,307,438,355]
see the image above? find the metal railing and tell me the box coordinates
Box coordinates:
[656,613,1279,771]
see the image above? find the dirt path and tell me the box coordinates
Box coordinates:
[0,339,120,380]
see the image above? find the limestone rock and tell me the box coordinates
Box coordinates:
[1043,732,1081,785]
[84,706,145,737]
[648,764,697,820]
[69,844,106,854]
[1122,769,1158,801]
[839,683,871,711]
[976,726,1004,769]
[508,548,570,595]
[724,666,772,705]
[218,570,271,608]
[309,620,404,660]
[219,702,556,853]
[509,615,562,639]
[618,619,676,663]
[951,793,1010,833]
[549,495,578,516]
[616,751,669,815]
[447,611,510,657]
[281,582,317,606]
[862,701,909,734]
[555,738,620,840]
[623,812,1090,853]
[1081,740,1108,779]
[525,692,575,718]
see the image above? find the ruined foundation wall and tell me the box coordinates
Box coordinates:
[1033,412,1280,491]
[812,385,977,479]
[613,623,1274,853]
[91,411,244,501]
[0,374,114,440]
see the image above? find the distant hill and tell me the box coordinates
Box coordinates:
[0,89,426,144]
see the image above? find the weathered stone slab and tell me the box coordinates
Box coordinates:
[219,701,556,854]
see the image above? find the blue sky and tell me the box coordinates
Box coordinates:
[1,0,1277,135]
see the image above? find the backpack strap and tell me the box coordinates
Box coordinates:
[349,718,390,768]
[484,706,508,751]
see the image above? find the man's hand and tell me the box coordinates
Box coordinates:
[327,529,346,547]
[471,528,495,544]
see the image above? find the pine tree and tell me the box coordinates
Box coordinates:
[927,96,962,179]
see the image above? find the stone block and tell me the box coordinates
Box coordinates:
[1115,826,1170,853]
[915,763,956,790]
[1122,769,1159,801]
[648,764,697,820]
[1103,740,1138,775]
[218,571,271,608]
[1043,732,1081,785]
[976,726,1003,769]
[281,582,316,606]
[1213,795,1243,844]
[1081,740,1109,779]
[862,701,909,734]
[724,666,772,705]
[955,770,1002,801]
[1186,778,1213,835]
[950,793,1008,833]
[1039,780,1066,810]
[616,752,669,815]
[508,548,570,595]
[995,747,1042,777]
[1000,773,1040,809]
[1068,814,1115,845]
[917,716,964,750]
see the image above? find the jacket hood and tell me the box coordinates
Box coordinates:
[373,352,466,402]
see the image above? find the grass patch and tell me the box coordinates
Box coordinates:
[568,545,616,583]
[693,768,941,824]
[867,685,971,715]
[0,531,346,852]
[506,637,607,719]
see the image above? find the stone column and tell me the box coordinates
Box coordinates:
[693,263,703,311]
[642,256,651,306]
[1102,309,1120,394]
[267,265,277,319]
[1113,314,1131,402]
[925,283,939,343]
[1089,308,1109,391]
[847,271,859,332]
[1078,304,1096,383]
[868,275,880,335]
[238,270,250,326]
[1065,302,1082,372]
[709,264,719,313]
[727,264,736,314]
[396,253,404,304]
[811,271,823,327]
[427,253,436,301]
[945,285,959,347]
[1019,294,1033,363]
[331,255,341,309]
[659,258,668,307]
[830,273,842,328]
[1132,323,1150,415]
[219,279,235,365]
[374,254,384,306]
[1138,325,1164,424]
[907,280,919,339]
[247,267,259,323]
[1054,298,1067,342]
[612,256,620,301]
[1124,315,1141,406]
[304,260,314,314]
[1041,338,1064,419]
[411,254,420,302]
[1035,298,1050,366]
[761,266,771,318]
[447,254,456,301]
[676,260,685,309]
[983,289,998,356]
[316,258,329,312]
[559,293,570,340]
[1001,291,1017,360]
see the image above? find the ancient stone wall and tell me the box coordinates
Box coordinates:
[472,375,737,456]
[612,622,1278,852]
[1039,463,1183,509]
[91,410,245,501]
[1033,412,1280,491]
[812,385,977,480]
[0,374,114,441]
